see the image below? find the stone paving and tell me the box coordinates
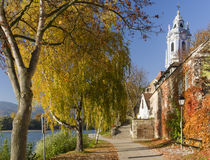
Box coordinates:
[96,125,165,160]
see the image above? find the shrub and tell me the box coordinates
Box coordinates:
[166,108,181,140]
[35,131,92,160]
[26,142,37,160]
[166,98,181,141]
[0,138,37,160]
[0,139,10,160]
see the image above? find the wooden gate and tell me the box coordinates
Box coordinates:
[137,124,154,139]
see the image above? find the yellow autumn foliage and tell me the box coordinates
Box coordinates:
[31,7,130,132]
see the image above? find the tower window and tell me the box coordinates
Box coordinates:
[180,23,183,28]
[182,41,186,51]
[173,24,176,28]
[171,42,174,52]
[146,88,151,92]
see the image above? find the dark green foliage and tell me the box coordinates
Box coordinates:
[166,107,181,140]
[0,116,42,130]
[29,119,41,130]
[0,116,13,130]
[0,139,10,160]
[26,142,37,160]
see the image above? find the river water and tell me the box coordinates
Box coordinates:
[0,130,95,146]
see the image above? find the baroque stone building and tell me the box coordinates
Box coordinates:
[131,6,210,140]
[150,39,209,138]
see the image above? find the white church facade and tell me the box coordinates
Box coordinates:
[137,93,151,119]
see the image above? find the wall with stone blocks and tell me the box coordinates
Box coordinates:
[131,119,154,139]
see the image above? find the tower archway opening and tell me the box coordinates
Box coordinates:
[182,41,186,51]
[171,42,174,52]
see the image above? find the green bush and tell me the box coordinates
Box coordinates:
[166,107,181,140]
[35,131,92,160]
[26,142,37,160]
[0,139,10,160]
[0,136,37,160]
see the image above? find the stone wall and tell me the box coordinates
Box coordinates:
[150,41,209,139]
[131,119,154,139]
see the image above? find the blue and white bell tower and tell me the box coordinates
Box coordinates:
[165,5,191,69]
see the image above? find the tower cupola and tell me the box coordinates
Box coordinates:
[172,6,184,30]
[165,5,191,69]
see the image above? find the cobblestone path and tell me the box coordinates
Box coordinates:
[98,124,165,160]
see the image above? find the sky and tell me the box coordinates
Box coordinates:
[0,0,210,104]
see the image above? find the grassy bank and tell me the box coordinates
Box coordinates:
[35,131,97,160]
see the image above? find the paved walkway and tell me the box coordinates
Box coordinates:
[94,125,164,160]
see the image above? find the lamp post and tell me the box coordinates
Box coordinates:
[178,96,185,149]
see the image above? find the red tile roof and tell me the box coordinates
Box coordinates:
[143,93,152,109]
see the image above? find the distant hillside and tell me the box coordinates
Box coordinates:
[0,101,17,116]
[0,101,43,117]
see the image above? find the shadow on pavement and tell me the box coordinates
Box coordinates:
[128,154,163,159]
[117,146,150,152]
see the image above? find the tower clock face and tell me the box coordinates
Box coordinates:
[181,33,187,40]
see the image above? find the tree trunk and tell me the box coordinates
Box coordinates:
[75,98,83,152]
[76,118,83,152]
[95,128,100,145]
[95,116,103,144]
[11,87,33,160]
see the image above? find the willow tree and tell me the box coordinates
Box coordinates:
[0,0,159,159]
[32,19,130,151]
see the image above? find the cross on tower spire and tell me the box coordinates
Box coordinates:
[177,4,180,10]
[176,3,181,15]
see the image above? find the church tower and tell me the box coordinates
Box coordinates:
[165,5,191,69]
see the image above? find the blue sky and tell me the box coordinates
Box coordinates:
[0,0,210,104]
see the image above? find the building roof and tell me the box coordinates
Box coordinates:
[200,39,210,53]
[150,39,210,97]
[155,71,164,81]
[143,93,152,109]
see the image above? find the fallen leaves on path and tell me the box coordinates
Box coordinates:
[50,142,118,160]
[136,139,210,160]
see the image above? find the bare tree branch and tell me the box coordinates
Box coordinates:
[20,19,36,33]
[14,34,35,42]
[0,28,20,103]
[14,34,65,46]
[75,1,130,28]
[0,0,26,72]
[46,1,70,17]
[43,0,77,32]
[50,111,77,130]
[10,0,33,27]
[28,0,45,78]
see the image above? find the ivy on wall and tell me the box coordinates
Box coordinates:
[183,51,209,148]
[184,87,210,148]
[165,52,209,149]
[166,74,182,141]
